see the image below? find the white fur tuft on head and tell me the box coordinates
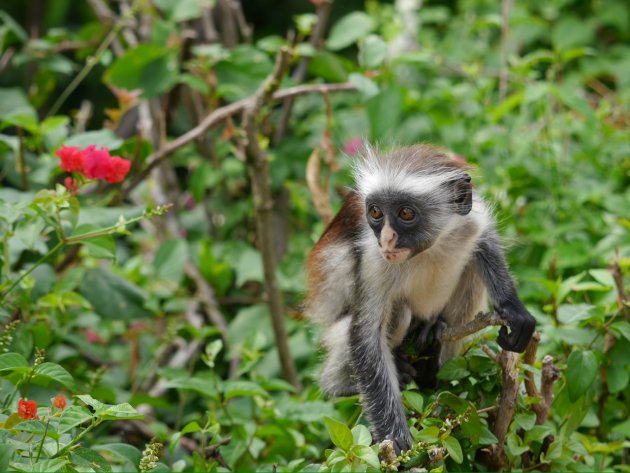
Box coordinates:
[352,145,469,199]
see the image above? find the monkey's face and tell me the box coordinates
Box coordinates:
[365,192,440,263]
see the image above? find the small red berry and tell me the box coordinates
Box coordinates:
[17,399,37,420]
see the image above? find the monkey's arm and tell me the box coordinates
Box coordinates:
[349,299,412,453]
[474,229,536,353]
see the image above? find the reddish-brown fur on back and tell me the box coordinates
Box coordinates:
[306,191,362,304]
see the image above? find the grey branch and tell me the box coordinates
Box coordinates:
[439,311,508,342]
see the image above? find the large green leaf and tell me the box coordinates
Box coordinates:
[105,44,179,98]
[223,380,269,400]
[0,352,29,371]
[566,350,598,401]
[442,435,463,464]
[153,239,188,283]
[323,416,353,452]
[58,405,94,433]
[70,448,112,473]
[326,11,376,51]
[79,268,150,320]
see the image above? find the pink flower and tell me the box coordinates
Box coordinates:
[85,328,102,344]
[343,137,363,156]
[55,145,84,172]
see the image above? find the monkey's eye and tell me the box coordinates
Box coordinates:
[368,205,383,220]
[399,207,415,221]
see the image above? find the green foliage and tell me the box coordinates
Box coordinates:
[0,0,629,471]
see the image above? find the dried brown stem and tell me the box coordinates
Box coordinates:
[610,249,629,319]
[487,350,520,471]
[440,311,508,342]
[523,331,541,399]
[523,332,559,425]
[240,47,301,390]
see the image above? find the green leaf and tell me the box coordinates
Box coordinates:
[76,394,107,412]
[442,435,463,464]
[478,425,498,445]
[0,443,14,471]
[358,35,388,69]
[33,362,76,391]
[93,443,142,467]
[154,239,188,283]
[80,268,150,320]
[64,130,123,150]
[154,0,201,21]
[606,363,630,393]
[181,421,202,434]
[323,416,354,452]
[0,352,29,372]
[105,44,179,98]
[351,424,372,446]
[514,412,537,431]
[506,432,530,455]
[326,12,376,51]
[235,246,263,287]
[308,51,349,82]
[71,224,117,260]
[348,73,379,99]
[437,356,470,380]
[366,88,402,140]
[0,87,36,120]
[566,350,598,402]
[223,380,269,400]
[557,304,594,324]
[100,402,143,420]
[610,321,630,343]
[30,459,68,472]
[416,426,440,442]
[612,419,630,438]
[58,405,94,433]
[165,376,219,399]
[70,448,112,473]
[402,391,424,413]
[353,444,380,469]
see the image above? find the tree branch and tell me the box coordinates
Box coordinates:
[118,82,356,201]
[439,311,508,342]
[240,46,302,390]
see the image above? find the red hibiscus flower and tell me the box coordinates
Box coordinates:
[55,145,84,173]
[104,156,132,183]
[83,145,113,180]
[17,399,37,420]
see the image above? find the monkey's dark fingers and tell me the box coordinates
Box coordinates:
[497,319,534,353]
[385,433,412,456]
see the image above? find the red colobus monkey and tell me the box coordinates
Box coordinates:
[305,144,536,452]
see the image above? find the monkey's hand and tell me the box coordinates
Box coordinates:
[496,298,536,352]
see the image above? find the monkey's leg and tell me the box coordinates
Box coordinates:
[349,299,413,454]
[320,317,358,396]
[396,318,445,389]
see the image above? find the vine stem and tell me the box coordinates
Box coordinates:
[36,417,51,462]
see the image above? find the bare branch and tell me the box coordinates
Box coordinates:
[119,82,356,201]
[440,311,508,342]
[240,46,302,390]
[523,331,541,400]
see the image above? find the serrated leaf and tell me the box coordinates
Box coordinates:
[0,352,29,371]
[100,403,143,420]
[442,435,463,464]
[33,362,76,391]
[31,458,68,472]
[70,447,112,472]
[323,416,354,452]
[566,350,598,401]
[58,405,94,433]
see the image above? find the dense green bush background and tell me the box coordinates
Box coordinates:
[0,0,628,471]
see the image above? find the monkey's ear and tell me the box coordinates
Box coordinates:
[451,174,472,215]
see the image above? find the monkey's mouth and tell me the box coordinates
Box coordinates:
[381,249,411,263]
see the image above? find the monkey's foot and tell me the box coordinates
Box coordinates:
[394,348,417,390]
